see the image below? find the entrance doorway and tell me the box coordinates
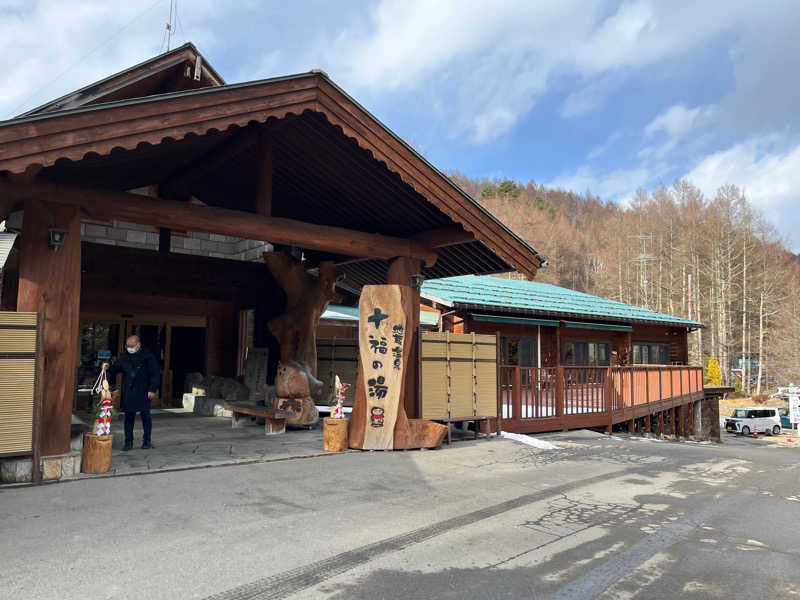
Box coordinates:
[169,326,206,404]
[78,314,207,408]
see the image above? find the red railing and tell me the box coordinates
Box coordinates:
[500,364,704,433]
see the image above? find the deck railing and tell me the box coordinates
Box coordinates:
[500,364,704,433]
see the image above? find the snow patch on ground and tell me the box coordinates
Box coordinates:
[500,432,560,450]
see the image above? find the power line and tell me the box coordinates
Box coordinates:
[6,0,168,119]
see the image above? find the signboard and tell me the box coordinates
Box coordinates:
[789,394,800,425]
[358,285,406,450]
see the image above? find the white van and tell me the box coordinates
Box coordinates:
[724,407,782,436]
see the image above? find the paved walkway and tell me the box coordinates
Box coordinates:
[72,409,336,477]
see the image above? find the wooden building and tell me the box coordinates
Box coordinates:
[0,45,545,457]
[420,275,706,434]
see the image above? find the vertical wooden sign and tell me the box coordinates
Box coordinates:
[358,285,407,450]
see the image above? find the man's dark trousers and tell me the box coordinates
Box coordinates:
[124,410,152,444]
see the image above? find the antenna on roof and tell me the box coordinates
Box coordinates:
[166,0,176,51]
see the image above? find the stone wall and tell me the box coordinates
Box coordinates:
[696,396,721,442]
[80,220,272,262]
[1,451,82,483]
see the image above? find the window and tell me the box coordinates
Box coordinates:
[632,342,671,365]
[562,341,610,366]
[501,337,537,367]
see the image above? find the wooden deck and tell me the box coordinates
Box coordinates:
[499,365,704,434]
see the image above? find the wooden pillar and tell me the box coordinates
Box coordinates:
[678,404,686,438]
[158,228,171,254]
[672,407,678,436]
[644,413,651,434]
[657,411,664,436]
[17,198,81,456]
[688,401,695,436]
[387,257,422,419]
[255,127,273,217]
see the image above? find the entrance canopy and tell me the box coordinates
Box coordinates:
[0,68,544,285]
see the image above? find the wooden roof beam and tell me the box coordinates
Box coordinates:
[414,226,475,248]
[160,126,260,196]
[0,180,438,266]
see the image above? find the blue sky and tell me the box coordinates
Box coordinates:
[2,0,799,250]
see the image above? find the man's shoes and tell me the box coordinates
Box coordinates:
[122,441,133,451]
[141,441,153,450]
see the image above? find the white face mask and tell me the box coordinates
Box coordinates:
[126,346,139,354]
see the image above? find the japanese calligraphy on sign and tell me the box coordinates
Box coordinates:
[358,285,407,449]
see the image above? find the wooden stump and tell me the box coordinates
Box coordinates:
[324,418,349,451]
[81,433,112,474]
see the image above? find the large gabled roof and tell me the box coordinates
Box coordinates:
[18,42,224,118]
[421,275,704,329]
[0,58,546,279]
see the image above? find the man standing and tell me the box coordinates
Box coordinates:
[103,335,160,451]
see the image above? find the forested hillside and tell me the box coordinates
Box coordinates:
[450,173,800,391]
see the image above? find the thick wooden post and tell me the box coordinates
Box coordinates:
[255,127,273,216]
[387,257,422,419]
[158,227,171,254]
[657,410,664,436]
[17,198,81,456]
[644,413,651,435]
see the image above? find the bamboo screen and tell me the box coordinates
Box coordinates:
[0,312,38,456]
[421,332,497,420]
[316,338,359,407]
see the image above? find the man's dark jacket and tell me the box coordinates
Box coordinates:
[107,348,160,413]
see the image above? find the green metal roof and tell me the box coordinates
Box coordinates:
[322,304,439,327]
[422,275,704,329]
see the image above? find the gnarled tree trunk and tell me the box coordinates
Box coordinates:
[264,253,340,377]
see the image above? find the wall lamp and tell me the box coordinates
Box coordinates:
[48,228,68,251]
[410,274,424,289]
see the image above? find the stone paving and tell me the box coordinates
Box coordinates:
[71,408,336,478]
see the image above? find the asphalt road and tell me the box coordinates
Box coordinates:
[2,431,799,599]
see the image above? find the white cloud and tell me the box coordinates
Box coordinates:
[0,0,220,119]
[639,103,716,158]
[587,130,623,160]
[686,134,800,249]
[546,165,651,201]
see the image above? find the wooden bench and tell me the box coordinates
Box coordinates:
[223,402,296,435]
[434,416,500,444]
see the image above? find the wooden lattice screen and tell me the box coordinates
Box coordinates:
[0,312,39,456]
[421,331,498,420]
[316,338,359,407]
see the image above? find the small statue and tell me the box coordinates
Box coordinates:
[94,370,114,436]
[332,375,349,419]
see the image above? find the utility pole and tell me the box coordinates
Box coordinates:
[630,234,655,309]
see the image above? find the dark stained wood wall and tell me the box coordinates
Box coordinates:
[460,313,691,366]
